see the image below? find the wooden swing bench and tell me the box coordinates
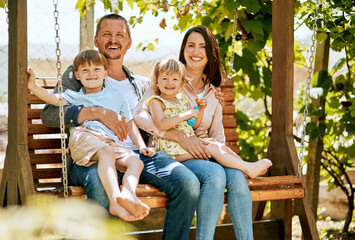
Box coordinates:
[28,78,305,239]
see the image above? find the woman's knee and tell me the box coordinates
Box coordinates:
[225,168,249,192]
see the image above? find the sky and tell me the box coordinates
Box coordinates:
[0,0,185,62]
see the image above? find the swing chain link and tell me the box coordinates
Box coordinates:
[228,10,237,79]
[298,0,320,177]
[53,0,69,198]
[4,0,9,26]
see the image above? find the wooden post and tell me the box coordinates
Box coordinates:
[268,1,320,239]
[0,0,35,206]
[79,2,95,51]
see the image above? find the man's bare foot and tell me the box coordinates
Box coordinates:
[109,199,144,222]
[116,187,150,217]
[246,158,272,178]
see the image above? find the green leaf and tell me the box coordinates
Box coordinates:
[237,0,261,14]
[316,32,329,42]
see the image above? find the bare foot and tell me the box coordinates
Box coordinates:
[116,187,150,217]
[245,158,272,178]
[109,199,144,222]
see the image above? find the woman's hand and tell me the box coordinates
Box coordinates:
[214,87,225,107]
[140,147,156,157]
[197,98,207,110]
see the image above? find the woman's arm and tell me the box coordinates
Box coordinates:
[150,99,199,131]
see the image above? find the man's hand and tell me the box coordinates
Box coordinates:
[165,129,210,160]
[214,87,225,107]
[140,147,156,157]
[78,107,128,141]
[180,134,210,160]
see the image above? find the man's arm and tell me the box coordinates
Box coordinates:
[41,66,128,141]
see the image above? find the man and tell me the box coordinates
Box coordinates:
[42,14,222,239]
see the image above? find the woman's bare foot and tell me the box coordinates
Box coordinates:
[116,187,150,217]
[245,158,272,178]
[109,199,144,222]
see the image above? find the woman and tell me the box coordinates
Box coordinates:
[134,25,253,240]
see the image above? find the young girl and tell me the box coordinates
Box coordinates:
[27,49,153,221]
[148,59,272,179]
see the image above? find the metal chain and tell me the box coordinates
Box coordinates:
[298,0,320,177]
[53,0,69,198]
[228,11,237,79]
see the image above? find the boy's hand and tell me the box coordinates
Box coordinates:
[27,67,36,89]
[139,147,156,157]
[214,87,224,107]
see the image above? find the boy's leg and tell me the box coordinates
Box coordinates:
[137,151,200,240]
[94,146,142,221]
[115,154,150,217]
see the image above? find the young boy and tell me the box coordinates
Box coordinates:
[27,49,154,222]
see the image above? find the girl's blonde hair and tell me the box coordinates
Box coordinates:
[151,59,189,94]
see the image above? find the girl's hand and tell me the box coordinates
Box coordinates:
[186,108,200,119]
[197,98,207,110]
[140,147,156,157]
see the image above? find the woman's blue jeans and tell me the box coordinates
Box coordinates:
[70,151,200,240]
[182,160,254,240]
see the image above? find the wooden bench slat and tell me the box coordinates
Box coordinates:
[28,123,62,134]
[28,108,42,119]
[250,188,304,202]
[32,168,62,179]
[28,139,62,150]
[36,176,304,208]
[30,153,62,164]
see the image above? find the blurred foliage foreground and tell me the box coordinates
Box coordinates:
[0,195,135,240]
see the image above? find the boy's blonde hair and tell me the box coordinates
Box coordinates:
[73,49,108,71]
[152,59,189,94]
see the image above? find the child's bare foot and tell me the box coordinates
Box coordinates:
[116,187,150,217]
[245,158,272,179]
[109,199,144,222]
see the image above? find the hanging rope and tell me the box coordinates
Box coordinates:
[53,0,69,198]
[297,0,320,177]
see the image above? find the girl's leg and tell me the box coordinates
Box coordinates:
[224,167,254,240]
[206,144,272,178]
[115,155,150,217]
[93,146,142,221]
[181,159,226,240]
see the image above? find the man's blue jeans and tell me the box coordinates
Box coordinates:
[70,151,200,240]
[182,160,254,240]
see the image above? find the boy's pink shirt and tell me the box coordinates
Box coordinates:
[133,81,225,143]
